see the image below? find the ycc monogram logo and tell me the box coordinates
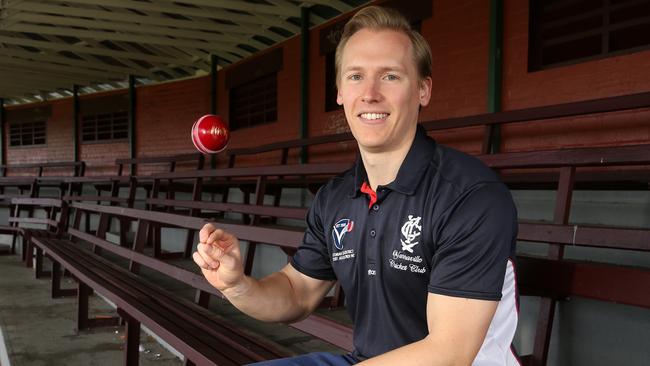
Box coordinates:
[400,215,422,253]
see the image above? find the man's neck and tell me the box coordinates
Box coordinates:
[360,133,415,191]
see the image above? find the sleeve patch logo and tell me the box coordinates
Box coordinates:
[332,218,354,250]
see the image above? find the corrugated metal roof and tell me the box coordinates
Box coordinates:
[0,0,368,105]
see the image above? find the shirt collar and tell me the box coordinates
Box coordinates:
[349,124,437,197]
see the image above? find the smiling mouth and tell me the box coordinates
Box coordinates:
[358,112,389,121]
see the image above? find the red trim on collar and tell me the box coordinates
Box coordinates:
[360,182,377,209]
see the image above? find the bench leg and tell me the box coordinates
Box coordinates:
[51,262,77,298]
[118,309,140,366]
[24,238,33,267]
[10,232,17,255]
[243,242,257,276]
[194,290,211,308]
[77,282,91,331]
[34,247,45,279]
[183,230,194,259]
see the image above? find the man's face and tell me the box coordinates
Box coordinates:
[337,29,432,154]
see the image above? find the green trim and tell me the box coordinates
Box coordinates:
[299,6,310,164]
[211,54,218,115]
[487,0,503,153]
[0,98,4,166]
[128,75,137,175]
[210,55,218,169]
[73,85,80,162]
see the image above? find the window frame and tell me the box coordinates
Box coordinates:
[528,0,650,71]
[8,120,47,148]
[228,72,278,131]
[80,111,129,144]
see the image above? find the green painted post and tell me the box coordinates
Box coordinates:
[128,75,137,176]
[211,54,218,169]
[487,0,503,154]
[73,85,80,162]
[0,98,4,166]
[299,6,310,164]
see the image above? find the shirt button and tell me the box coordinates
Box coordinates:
[372,204,379,211]
[370,229,376,237]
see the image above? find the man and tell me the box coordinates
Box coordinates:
[193,6,519,366]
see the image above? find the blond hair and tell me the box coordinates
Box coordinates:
[335,5,433,85]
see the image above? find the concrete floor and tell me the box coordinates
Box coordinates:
[0,253,181,366]
[0,239,348,366]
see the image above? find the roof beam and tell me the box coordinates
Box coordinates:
[0,54,127,79]
[6,1,287,42]
[0,65,103,85]
[157,0,299,17]
[0,47,160,78]
[0,33,201,67]
[6,12,271,50]
[7,23,254,54]
[269,1,327,24]
[303,0,353,13]
[40,0,301,33]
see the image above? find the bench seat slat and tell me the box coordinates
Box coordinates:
[68,228,221,297]
[53,239,279,364]
[146,198,308,220]
[36,237,283,364]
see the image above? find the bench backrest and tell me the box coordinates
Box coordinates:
[115,153,204,176]
[9,197,68,234]
[225,91,650,165]
[0,161,85,177]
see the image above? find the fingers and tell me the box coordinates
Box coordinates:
[192,251,212,270]
[199,223,216,243]
[194,243,222,270]
[205,228,236,249]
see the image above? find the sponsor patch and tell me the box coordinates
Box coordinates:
[332,218,354,250]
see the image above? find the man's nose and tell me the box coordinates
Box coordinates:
[361,79,382,103]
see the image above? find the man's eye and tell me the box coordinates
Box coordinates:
[384,74,399,81]
[348,74,362,81]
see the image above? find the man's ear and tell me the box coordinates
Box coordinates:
[419,77,432,107]
[336,86,343,105]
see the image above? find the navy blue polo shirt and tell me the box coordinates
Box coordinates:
[290,125,518,361]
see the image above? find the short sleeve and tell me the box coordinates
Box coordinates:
[290,187,337,281]
[428,182,518,301]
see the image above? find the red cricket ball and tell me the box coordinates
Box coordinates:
[191,114,230,154]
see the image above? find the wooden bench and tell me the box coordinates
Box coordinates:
[110,153,205,197]
[12,142,646,363]
[29,200,292,365]
[478,143,650,366]
[0,161,86,207]
[0,160,86,178]
[145,162,349,259]
[224,91,650,167]
[0,198,67,276]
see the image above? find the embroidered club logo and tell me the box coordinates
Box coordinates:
[400,215,422,253]
[332,219,354,250]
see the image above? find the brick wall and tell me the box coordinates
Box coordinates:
[4,0,650,169]
[5,99,74,176]
[500,1,650,152]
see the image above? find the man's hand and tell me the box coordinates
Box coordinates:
[192,223,334,323]
[192,223,246,294]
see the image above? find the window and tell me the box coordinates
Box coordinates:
[529,0,650,70]
[9,120,46,147]
[229,73,277,130]
[81,111,128,142]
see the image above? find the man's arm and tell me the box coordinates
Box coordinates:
[358,293,498,366]
[193,224,335,322]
